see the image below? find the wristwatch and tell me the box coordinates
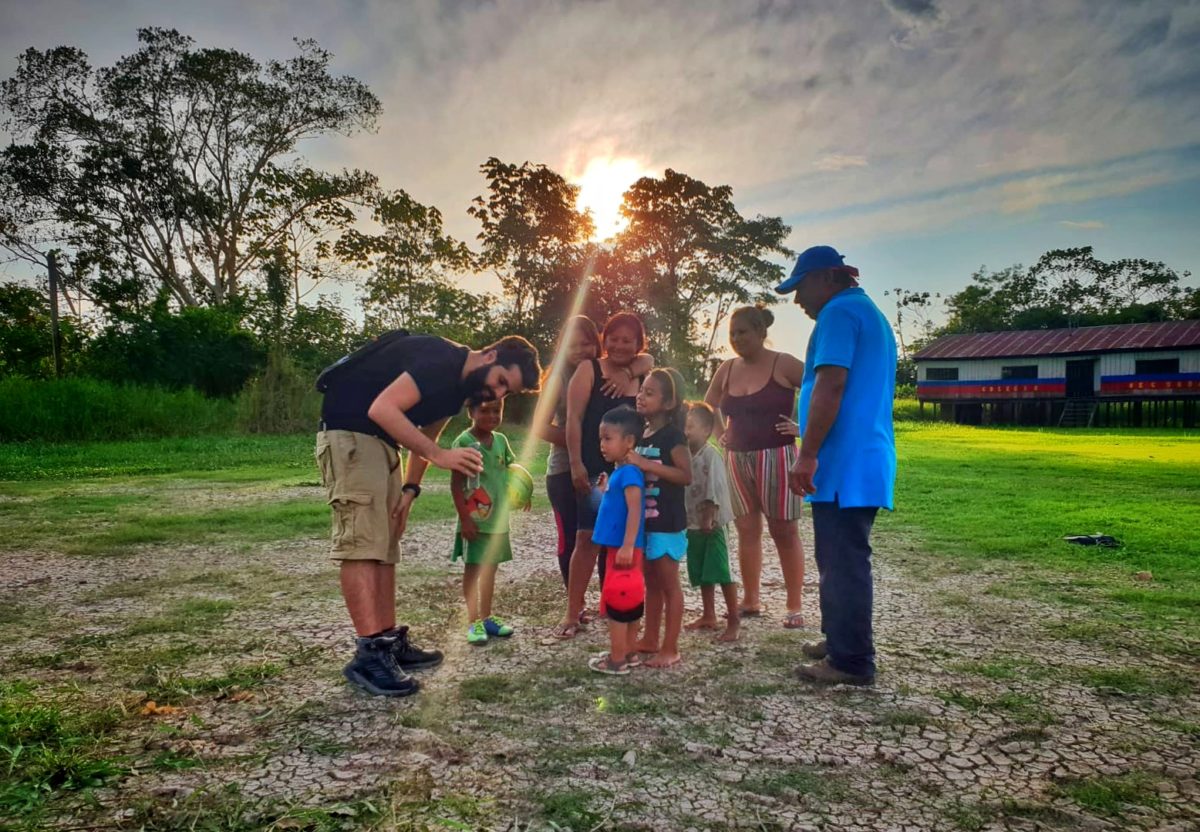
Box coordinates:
[401,483,421,498]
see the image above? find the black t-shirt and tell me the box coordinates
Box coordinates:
[320,334,471,444]
[580,359,640,478]
[636,424,687,534]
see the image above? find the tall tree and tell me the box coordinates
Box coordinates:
[468,157,594,348]
[0,28,380,314]
[338,189,496,345]
[615,169,791,382]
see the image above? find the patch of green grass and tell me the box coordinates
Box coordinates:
[950,656,1052,681]
[137,661,283,704]
[459,674,520,705]
[935,689,1054,725]
[875,708,932,727]
[1076,667,1191,696]
[0,681,125,822]
[1149,715,1200,735]
[1055,772,1162,817]
[881,426,1200,640]
[942,801,988,831]
[125,598,236,637]
[738,766,852,802]
[148,748,205,771]
[538,789,602,830]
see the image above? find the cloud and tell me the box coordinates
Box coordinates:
[813,155,869,172]
[1059,220,1106,229]
[0,0,1196,252]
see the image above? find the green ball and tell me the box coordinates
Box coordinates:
[505,463,534,508]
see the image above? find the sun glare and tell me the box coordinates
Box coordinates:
[572,157,648,241]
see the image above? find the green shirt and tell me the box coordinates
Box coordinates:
[453,429,516,535]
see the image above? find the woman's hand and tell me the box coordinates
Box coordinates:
[775,414,800,437]
[571,462,591,496]
[624,450,649,470]
[599,366,634,397]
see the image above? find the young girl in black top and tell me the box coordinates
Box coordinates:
[628,367,691,668]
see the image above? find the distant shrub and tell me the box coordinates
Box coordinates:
[236,348,321,434]
[0,377,235,442]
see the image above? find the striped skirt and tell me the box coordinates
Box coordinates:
[725,444,804,521]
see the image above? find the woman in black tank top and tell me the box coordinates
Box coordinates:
[553,312,648,640]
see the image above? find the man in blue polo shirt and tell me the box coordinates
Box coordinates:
[777,245,897,686]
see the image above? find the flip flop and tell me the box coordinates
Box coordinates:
[592,651,644,668]
[551,623,581,640]
[588,656,630,676]
[782,612,805,629]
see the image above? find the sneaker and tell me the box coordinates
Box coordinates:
[483,616,514,638]
[794,658,874,687]
[801,640,827,661]
[467,620,488,645]
[385,626,444,670]
[343,636,419,697]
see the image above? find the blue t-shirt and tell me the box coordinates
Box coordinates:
[592,464,647,549]
[796,287,897,509]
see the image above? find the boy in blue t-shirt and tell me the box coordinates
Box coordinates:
[588,405,646,676]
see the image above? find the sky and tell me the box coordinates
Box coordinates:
[2,0,1199,360]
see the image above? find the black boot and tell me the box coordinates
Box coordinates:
[385,625,444,671]
[343,635,420,697]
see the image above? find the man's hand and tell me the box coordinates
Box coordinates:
[459,514,480,541]
[391,490,416,540]
[433,446,484,476]
[789,453,818,497]
[615,543,635,568]
[571,462,591,496]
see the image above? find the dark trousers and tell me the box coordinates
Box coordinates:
[811,500,879,678]
[546,472,606,588]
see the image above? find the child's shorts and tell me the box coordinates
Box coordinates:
[686,527,733,587]
[452,532,513,565]
[645,530,687,561]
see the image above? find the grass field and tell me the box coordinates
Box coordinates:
[0,424,1197,829]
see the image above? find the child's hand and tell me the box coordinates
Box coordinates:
[522,499,532,512]
[700,503,717,533]
[460,515,480,541]
[596,472,608,492]
[615,544,635,568]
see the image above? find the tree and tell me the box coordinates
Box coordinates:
[615,169,791,382]
[468,157,594,348]
[0,282,86,377]
[339,189,499,346]
[0,28,380,314]
[939,248,1195,335]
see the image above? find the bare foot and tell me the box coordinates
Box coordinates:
[715,621,740,642]
[645,652,681,669]
[630,640,660,654]
[684,616,720,631]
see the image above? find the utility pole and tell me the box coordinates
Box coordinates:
[47,250,63,378]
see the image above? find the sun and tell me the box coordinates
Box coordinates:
[572,157,648,241]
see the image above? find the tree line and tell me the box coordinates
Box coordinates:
[0,28,791,395]
[2,30,1195,401]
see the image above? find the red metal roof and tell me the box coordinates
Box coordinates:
[914,320,1200,360]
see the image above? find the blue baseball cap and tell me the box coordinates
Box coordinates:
[775,245,849,293]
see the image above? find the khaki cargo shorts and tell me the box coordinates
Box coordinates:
[315,430,403,564]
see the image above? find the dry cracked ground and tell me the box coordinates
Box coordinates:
[1,499,1197,832]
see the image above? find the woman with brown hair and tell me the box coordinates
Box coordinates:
[535,315,651,588]
[552,311,650,640]
[704,305,807,628]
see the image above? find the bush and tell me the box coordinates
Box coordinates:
[236,348,322,434]
[83,302,264,397]
[0,377,236,442]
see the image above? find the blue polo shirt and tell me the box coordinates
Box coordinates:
[796,287,897,509]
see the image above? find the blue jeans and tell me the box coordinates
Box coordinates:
[811,500,879,677]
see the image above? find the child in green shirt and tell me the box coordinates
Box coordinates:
[451,399,524,644]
